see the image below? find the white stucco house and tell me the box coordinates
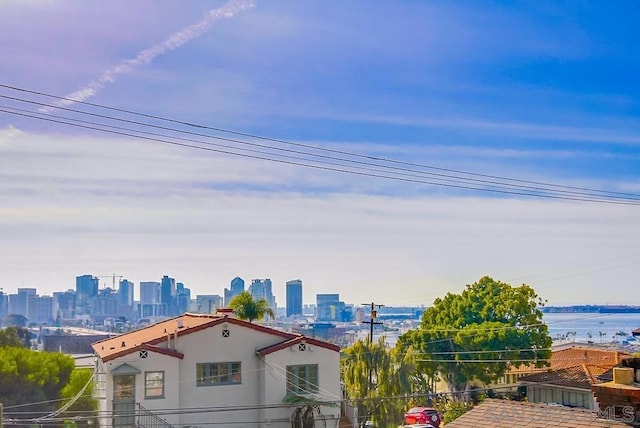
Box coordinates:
[91,310,342,428]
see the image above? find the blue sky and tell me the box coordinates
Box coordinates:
[1,0,639,307]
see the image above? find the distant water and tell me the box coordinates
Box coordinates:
[543,312,640,344]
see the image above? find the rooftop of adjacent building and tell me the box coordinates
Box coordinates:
[446,398,631,428]
[91,310,340,362]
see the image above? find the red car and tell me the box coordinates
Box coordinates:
[403,407,442,427]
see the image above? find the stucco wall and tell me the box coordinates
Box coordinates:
[97,320,340,428]
[262,343,341,427]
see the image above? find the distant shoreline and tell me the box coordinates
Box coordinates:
[542,305,640,314]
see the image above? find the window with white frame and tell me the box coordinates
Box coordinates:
[144,371,165,399]
[196,362,241,386]
[286,364,319,394]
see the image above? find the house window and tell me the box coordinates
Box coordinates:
[144,371,164,399]
[286,364,319,394]
[196,362,241,386]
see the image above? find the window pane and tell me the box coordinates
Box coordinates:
[145,371,164,398]
[286,365,319,394]
[196,362,241,386]
[309,365,318,392]
[220,363,229,383]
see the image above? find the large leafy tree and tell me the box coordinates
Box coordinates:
[399,276,552,395]
[0,346,75,415]
[60,368,98,426]
[228,291,275,322]
[342,337,433,427]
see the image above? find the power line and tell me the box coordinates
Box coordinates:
[8,105,636,205]
[4,95,637,202]
[4,83,639,199]
[1,84,639,205]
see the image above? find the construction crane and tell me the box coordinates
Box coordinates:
[95,273,124,290]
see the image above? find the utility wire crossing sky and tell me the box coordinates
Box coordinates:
[0,1,639,306]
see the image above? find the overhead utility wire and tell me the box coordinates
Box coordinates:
[4,96,636,202]
[5,106,638,205]
[2,104,541,190]
[6,102,627,202]
[2,83,637,200]
[2,89,637,203]
[3,383,544,425]
[2,87,640,204]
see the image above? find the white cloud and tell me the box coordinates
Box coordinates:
[0,125,23,146]
[1,132,638,307]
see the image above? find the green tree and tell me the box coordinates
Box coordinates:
[0,326,32,348]
[0,346,74,414]
[400,276,552,396]
[60,368,98,426]
[228,291,275,322]
[342,337,433,427]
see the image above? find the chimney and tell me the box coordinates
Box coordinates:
[613,367,634,385]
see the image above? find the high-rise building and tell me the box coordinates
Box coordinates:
[53,290,76,320]
[140,282,160,304]
[316,293,343,321]
[224,277,245,306]
[16,288,37,317]
[249,278,276,310]
[0,290,8,319]
[195,295,223,314]
[118,279,134,308]
[160,275,176,316]
[28,295,54,324]
[140,281,161,318]
[176,282,191,315]
[95,288,118,317]
[76,274,99,314]
[286,279,303,317]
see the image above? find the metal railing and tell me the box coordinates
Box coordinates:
[136,403,176,428]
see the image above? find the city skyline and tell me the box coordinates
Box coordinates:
[1,1,639,307]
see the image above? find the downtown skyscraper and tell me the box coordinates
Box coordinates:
[286,279,303,317]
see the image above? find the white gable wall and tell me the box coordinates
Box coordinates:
[98,350,182,427]
[174,321,288,426]
[96,320,341,428]
[261,344,341,426]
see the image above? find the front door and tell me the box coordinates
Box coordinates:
[113,374,136,427]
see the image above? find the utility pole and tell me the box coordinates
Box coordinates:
[361,302,384,386]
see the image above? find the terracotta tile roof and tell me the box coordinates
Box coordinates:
[550,347,629,370]
[520,364,612,390]
[504,362,547,375]
[445,399,630,428]
[92,312,293,362]
[504,346,628,378]
[92,312,339,362]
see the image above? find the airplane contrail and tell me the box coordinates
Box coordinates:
[49,0,255,109]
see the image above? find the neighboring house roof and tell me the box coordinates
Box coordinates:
[632,327,640,337]
[445,399,630,428]
[520,364,612,390]
[550,346,629,370]
[92,312,339,362]
[504,346,628,378]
